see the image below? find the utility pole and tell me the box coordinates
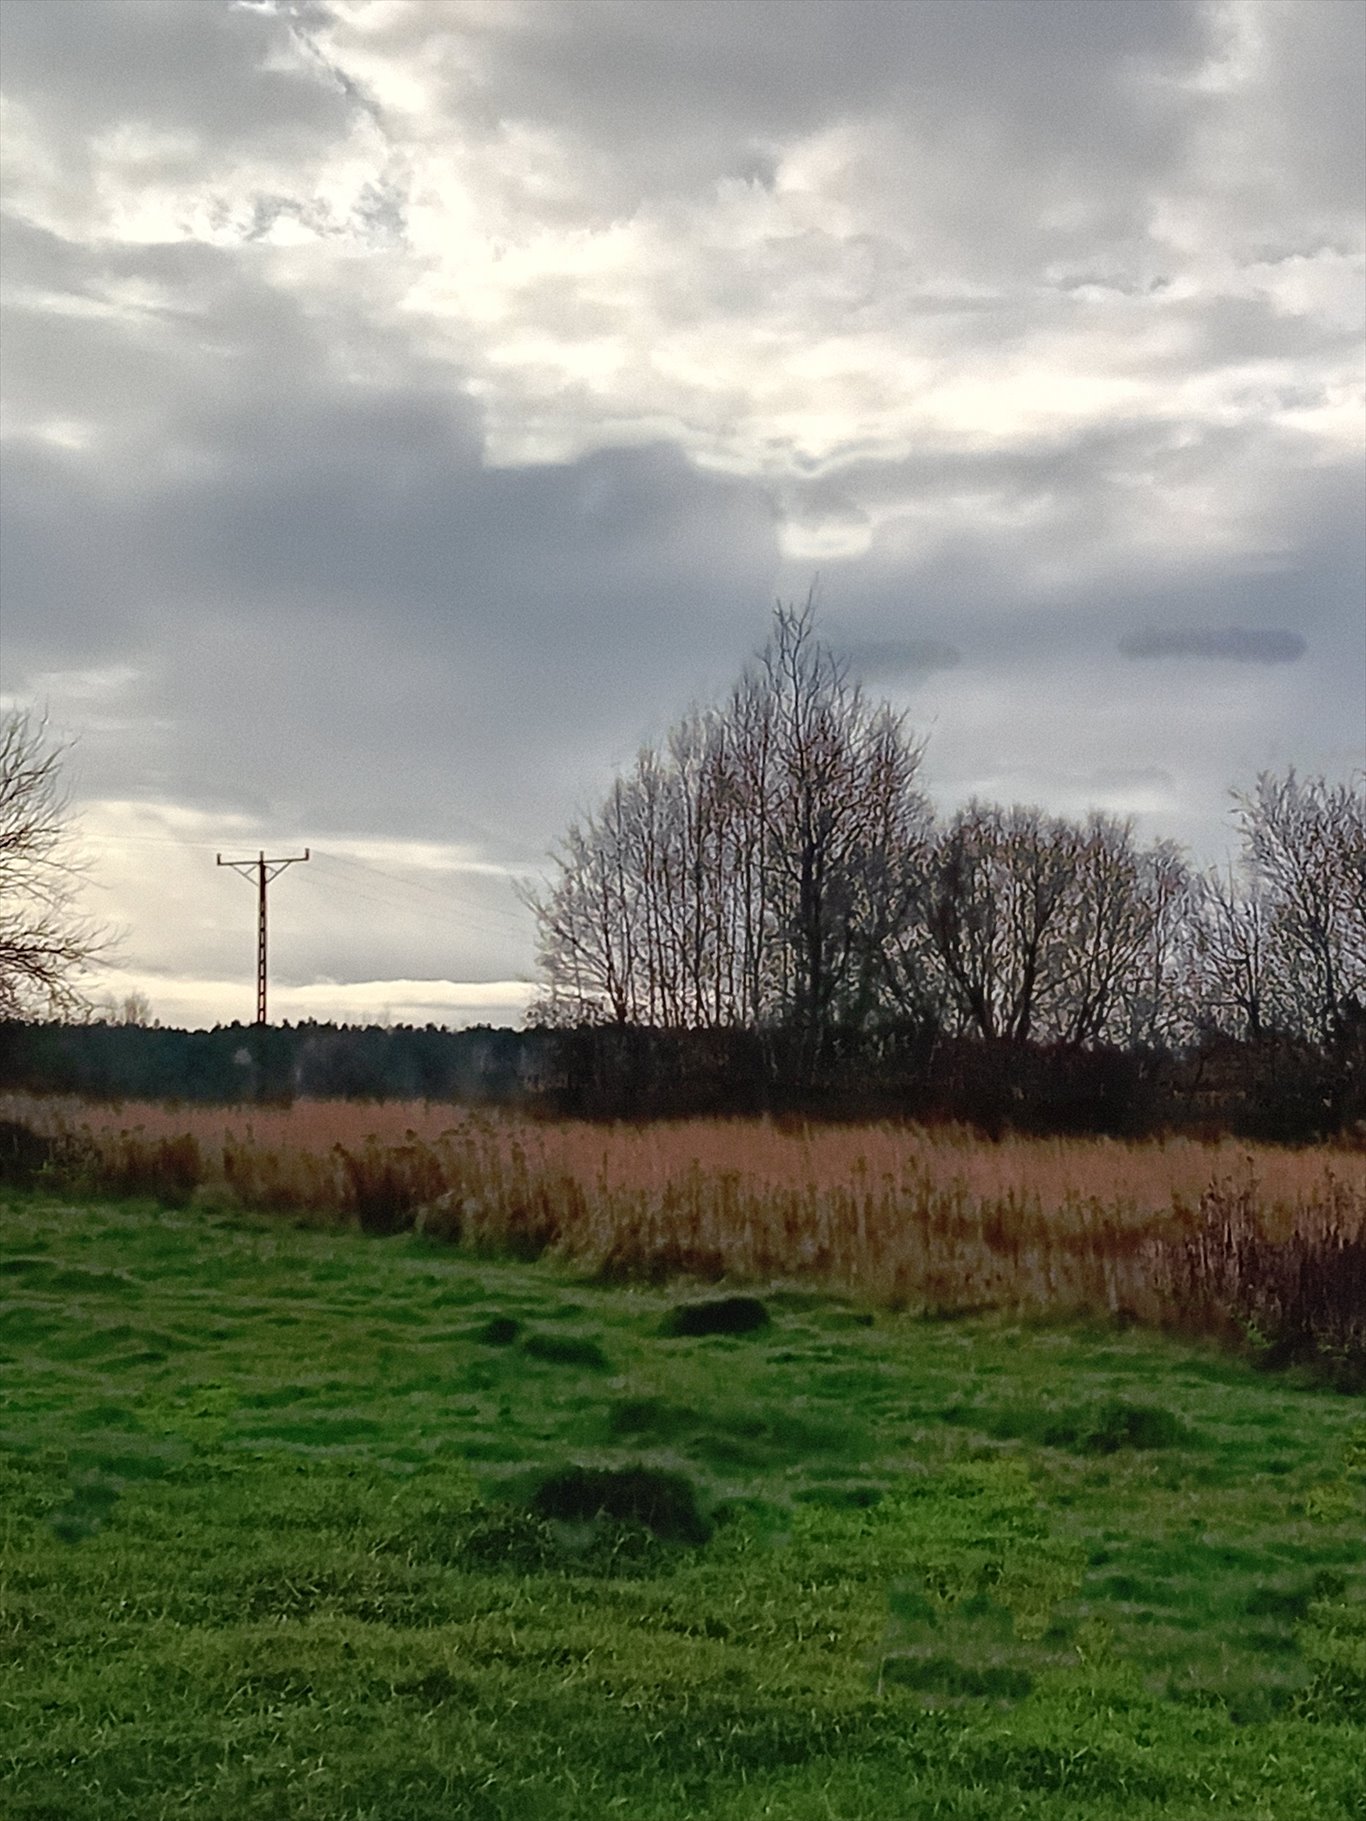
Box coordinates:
[216,849,310,1025]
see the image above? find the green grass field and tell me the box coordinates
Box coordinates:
[2,1190,1363,1820]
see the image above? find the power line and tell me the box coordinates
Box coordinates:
[296,862,470,931]
[87,832,533,924]
[306,851,531,940]
[87,829,532,965]
[326,855,528,932]
[322,850,533,902]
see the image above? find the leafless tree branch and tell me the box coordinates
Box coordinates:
[0,708,109,1019]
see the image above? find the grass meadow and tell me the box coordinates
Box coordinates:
[1,1101,1363,1816]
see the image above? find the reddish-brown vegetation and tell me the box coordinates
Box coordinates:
[4,1093,1362,1377]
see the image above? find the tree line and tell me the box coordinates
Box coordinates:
[0,1019,538,1106]
[2,619,1363,1139]
[526,599,1365,1070]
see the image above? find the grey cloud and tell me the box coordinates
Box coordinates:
[768,416,1358,823]
[5,0,1353,319]
[1235,0,1366,224]
[1118,628,1308,664]
[0,0,406,257]
[840,639,962,679]
[786,415,1249,517]
[1149,294,1365,373]
[1088,766,1176,793]
[1,240,778,860]
[783,413,1363,632]
[0,0,346,156]
[392,0,1219,304]
[401,0,1209,203]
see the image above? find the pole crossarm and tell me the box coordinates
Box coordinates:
[218,858,310,883]
[216,848,310,1026]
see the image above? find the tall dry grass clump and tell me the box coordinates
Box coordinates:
[3,1093,1362,1378]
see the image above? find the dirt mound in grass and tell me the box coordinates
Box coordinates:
[522,1331,611,1370]
[529,1464,713,1545]
[474,1315,521,1346]
[661,1295,771,1338]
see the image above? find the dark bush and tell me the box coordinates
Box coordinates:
[0,1120,59,1186]
[1169,1204,1366,1390]
[3,1015,1363,1142]
[336,1139,445,1236]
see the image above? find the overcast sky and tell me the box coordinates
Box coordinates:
[2,0,1363,1029]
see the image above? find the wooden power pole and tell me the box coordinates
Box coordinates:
[216,849,310,1025]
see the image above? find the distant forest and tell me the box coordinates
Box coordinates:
[2,1015,1362,1143]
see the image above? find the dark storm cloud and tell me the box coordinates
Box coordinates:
[1118,628,1308,664]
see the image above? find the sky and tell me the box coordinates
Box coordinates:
[1,0,1363,1030]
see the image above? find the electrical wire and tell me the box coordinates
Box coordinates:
[82,831,533,938]
[312,851,532,931]
[78,829,537,966]
[303,853,530,945]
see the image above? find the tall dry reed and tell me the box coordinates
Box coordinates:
[4,1093,1362,1374]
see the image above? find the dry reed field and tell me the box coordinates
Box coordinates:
[4,1092,1363,1374]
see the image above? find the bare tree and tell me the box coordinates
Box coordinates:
[924,803,1083,1042]
[834,702,936,1028]
[1188,864,1280,1041]
[1050,818,1193,1047]
[525,598,932,1045]
[1232,770,1366,1041]
[524,782,642,1025]
[1120,839,1196,1049]
[752,596,930,1052]
[0,709,107,1019]
[117,989,155,1027]
[924,806,1190,1047]
[524,616,1365,1087]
